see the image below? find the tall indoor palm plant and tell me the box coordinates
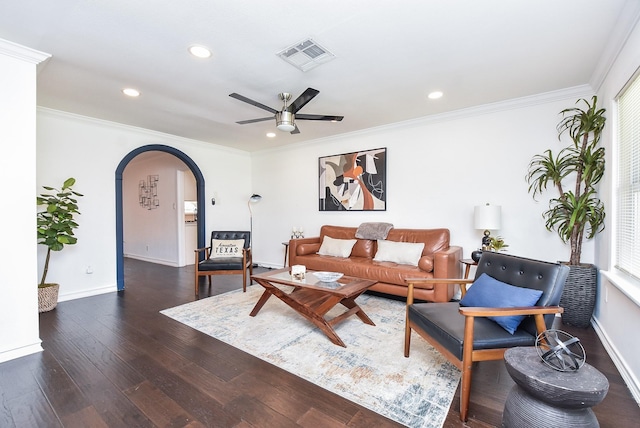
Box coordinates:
[526,96,606,266]
[526,96,606,327]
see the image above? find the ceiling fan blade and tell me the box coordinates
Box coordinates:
[288,88,320,113]
[296,114,344,121]
[229,93,278,114]
[291,124,300,134]
[236,117,274,125]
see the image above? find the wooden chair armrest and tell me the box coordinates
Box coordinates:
[194,246,211,264]
[406,278,473,285]
[459,305,563,317]
[406,278,473,303]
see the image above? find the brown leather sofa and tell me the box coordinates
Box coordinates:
[288,225,463,302]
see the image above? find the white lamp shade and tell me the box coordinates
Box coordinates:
[474,204,502,230]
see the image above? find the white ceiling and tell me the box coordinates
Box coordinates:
[2,0,637,152]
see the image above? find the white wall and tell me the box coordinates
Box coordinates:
[251,89,595,269]
[36,109,253,301]
[0,40,50,362]
[593,14,640,401]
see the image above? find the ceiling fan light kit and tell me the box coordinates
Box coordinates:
[276,111,295,132]
[229,87,343,135]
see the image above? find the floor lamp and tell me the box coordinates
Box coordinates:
[248,194,262,250]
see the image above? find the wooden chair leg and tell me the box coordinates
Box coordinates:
[242,268,247,292]
[460,316,475,421]
[404,322,412,357]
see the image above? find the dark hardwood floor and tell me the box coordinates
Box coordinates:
[1,259,638,427]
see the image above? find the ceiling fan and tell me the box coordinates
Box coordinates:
[229,87,344,134]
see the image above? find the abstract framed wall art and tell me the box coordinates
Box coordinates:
[319,147,386,211]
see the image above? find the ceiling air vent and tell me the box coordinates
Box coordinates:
[277,38,335,72]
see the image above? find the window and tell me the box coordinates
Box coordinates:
[616,70,640,281]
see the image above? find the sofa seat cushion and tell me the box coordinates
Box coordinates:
[199,257,245,271]
[294,254,434,287]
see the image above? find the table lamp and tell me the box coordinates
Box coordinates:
[474,203,502,251]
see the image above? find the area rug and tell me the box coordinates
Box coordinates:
[160,286,460,427]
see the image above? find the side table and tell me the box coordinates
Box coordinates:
[282,242,289,267]
[502,347,609,427]
[460,258,477,279]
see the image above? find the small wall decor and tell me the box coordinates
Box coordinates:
[319,147,386,211]
[139,175,159,209]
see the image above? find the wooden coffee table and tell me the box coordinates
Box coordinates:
[249,268,377,347]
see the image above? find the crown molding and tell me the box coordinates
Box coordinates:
[0,38,51,64]
[590,1,640,92]
[37,107,249,156]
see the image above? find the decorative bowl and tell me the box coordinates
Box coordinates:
[313,271,344,282]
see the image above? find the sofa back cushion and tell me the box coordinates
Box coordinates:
[320,225,374,258]
[319,225,450,259]
[385,228,450,255]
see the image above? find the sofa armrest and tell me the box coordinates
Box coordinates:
[289,236,320,266]
[433,245,463,278]
[431,245,463,302]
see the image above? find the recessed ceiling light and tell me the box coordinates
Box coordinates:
[189,45,212,58]
[428,91,443,100]
[122,88,140,97]
[266,132,276,138]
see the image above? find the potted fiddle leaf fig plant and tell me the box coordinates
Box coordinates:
[526,96,606,327]
[36,178,82,312]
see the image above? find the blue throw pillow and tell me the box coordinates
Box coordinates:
[460,273,543,334]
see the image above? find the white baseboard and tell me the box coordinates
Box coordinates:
[124,254,180,267]
[58,284,117,302]
[591,317,640,405]
[255,262,285,270]
[0,341,43,364]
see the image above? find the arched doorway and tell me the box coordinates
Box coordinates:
[115,144,205,291]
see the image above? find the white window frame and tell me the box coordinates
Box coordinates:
[609,67,640,302]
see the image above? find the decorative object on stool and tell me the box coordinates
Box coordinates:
[37,178,83,312]
[471,250,483,263]
[526,96,606,328]
[535,329,585,372]
[502,347,609,428]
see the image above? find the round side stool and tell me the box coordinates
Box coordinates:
[502,347,609,427]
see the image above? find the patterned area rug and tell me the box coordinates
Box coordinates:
[161,285,460,427]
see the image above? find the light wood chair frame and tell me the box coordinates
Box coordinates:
[404,278,563,422]
[194,245,253,297]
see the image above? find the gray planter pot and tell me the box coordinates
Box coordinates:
[559,264,597,328]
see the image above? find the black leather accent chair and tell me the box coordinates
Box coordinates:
[404,252,569,421]
[194,231,252,298]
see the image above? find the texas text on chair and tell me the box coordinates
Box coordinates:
[404,251,569,421]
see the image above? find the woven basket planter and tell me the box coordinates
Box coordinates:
[559,264,597,328]
[38,283,59,313]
